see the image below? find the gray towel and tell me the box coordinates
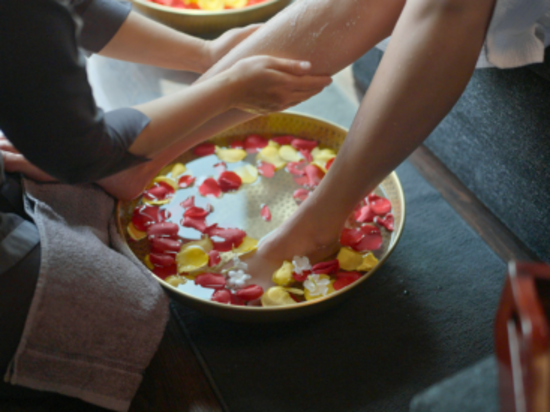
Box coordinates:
[4,180,170,411]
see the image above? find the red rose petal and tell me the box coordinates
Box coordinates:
[205,226,246,251]
[143,182,174,201]
[340,228,364,248]
[195,273,226,289]
[293,175,309,186]
[153,264,178,280]
[180,196,195,209]
[312,259,340,275]
[211,289,231,304]
[218,171,242,193]
[132,205,167,232]
[178,175,196,188]
[147,222,179,240]
[291,138,318,151]
[292,270,311,282]
[305,164,325,187]
[355,205,377,223]
[184,206,210,219]
[260,204,271,222]
[199,178,221,198]
[271,135,295,146]
[257,162,275,178]
[293,188,310,204]
[286,161,307,176]
[244,134,269,153]
[375,213,394,232]
[149,252,176,267]
[230,141,244,149]
[299,149,313,163]
[208,250,221,266]
[193,142,216,157]
[325,157,335,170]
[230,294,245,306]
[182,216,208,233]
[369,194,392,215]
[151,237,182,254]
[353,224,383,251]
[333,271,362,290]
[235,285,264,301]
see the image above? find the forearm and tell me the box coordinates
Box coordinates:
[98,11,210,73]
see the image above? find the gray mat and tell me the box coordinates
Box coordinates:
[173,158,507,412]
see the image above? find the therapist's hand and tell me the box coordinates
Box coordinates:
[0,135,55,182]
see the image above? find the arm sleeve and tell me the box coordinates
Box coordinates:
[0,0,151,185]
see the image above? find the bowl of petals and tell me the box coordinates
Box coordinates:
[131,0,292,37]
[117,112,405,322]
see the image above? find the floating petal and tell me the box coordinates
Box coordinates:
[256,146,286,170]
[216,147,247,163]
[279,145,302,162]
[261,286,297,307]
[176,245,210,273]
[272,260,294,286]
[234,164,259,184]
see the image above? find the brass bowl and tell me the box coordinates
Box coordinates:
[116,112,406,322]
[131,0,293,36]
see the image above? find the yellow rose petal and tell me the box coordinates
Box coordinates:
[176,245,209,273]
[127,222,147,241]
[165,275,187,287]
[198,0,224,10]
[261,286,297,307]
[170,163,187,178]
[272,260,294,286]
[234,164,259,184]
[233,236,258,254]
[283,287,304,295]
[304,276,335,301]
[224,0,247,7]
[279,145,302,162]
[143,197,172,206]
[216,147,247,163]
[267,140,280,149]
[152,176,178,191]
[144,254,154,270]
[337,247,364,271]
[311,147,336,162]
[256,146,286,170]
[180,236,214,254]
[356,252,379,272]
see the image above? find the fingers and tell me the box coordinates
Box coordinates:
[0,138,20,154]
[1,150,56,182]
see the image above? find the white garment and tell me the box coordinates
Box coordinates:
[376,0,550,69]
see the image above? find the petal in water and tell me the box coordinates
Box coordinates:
[218,171,242,192]
[193,142,216,157]
[260,204,271,222]
[198,178,222,198]
[257,161,276,178]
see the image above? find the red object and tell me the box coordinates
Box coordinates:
[495,262,550,412]
[151,237,182,254]
[205,225,246,251]
[305,164,325,187]
[218,171,242,192]
[149,252,176,267]
[375,214,394,231]
[340,228,364,248]
[182,216,207,233]
[230,294,245,306]
[260,204,271,222]
[292,270,311,282]
[355,205,377,223]
[193,142,216,157]
[291,138,318,151]
[143,182,174,202]
[333,272,361,290]
[180,196,195,209]
[286,161,307,176]
[230,141,244,149]
[325,157,335,170]
[271,135,295,145]
[354,225,383,251]
[147,222,179,240]
[184,206,210,219]
[236,285,264,301]
[312,260,340,275]
[199,178,222,198]
[293,175,309,186]
[195,273,227,289]
[211,289,232,304]
[131,205,168,232]
[299,149,313,163]
[208,250,221,267]
[257,162,275,178]
[152,264,177,280]
[244,134,269,153]
[293,188,310,204]
[178,175,196,188]
[368,194,392,215]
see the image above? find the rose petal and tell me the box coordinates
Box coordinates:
[127,222,147,241]
[340,228,364,248]
[218,171,242,192]
[261,286,296,307]
[180,196,195,209]
[286,160,308,176]
[354,224,383,251]
[260,204,271,222]
[184,206,210,219]
[178,175,196,188]
[199,178,221,198]
[272,261,294,286]
[182,216,207,233]
[211,289,232,304]
[291,138,318,151]
[132,205,167,232]
[194,273,226,289]
[256,146,286,170]
[230,141,244,149]
[233,236,259,254]
[369,194,392,215]
[305,164,325,187]
[151,237,182,255]
[147,222,179,240]
[234,164,259,184]
[176,245,210,273]
[293,175,309,186]
[271,135,295,146]
[235,285,264,301]
[299,149,313,163]
[336,247,364,271]
[193,142,216,157]
[149,252,176,267]
[152,264,178,280]
[205,226,246,252]
[208,250,221,266]
[375,213,394,231]
[279,145,302,162]
[244,134,269,153]
[325,157,335,170]
[151,176,178,191]
[292,269,311,282]
[216,148,247,163]
[170,163,187,178]
[356,252,379,271]
[293,188,310,204]
[257,161,276,178]
[230,294,245,306]
[355,204,377,223]
[333,272,361,291]
[143,182,174,202]
[312,259,340,275]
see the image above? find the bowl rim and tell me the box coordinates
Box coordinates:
[117,111,406,314]
[132,0,286,16]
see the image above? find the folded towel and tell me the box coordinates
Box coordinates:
[4,180,169,411]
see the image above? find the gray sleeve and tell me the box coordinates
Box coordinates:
[72,0,133,53]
